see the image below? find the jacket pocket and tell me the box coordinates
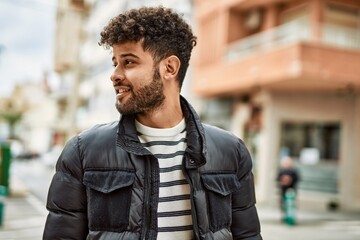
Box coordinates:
[201,173,241,232]
[83,169,135,231]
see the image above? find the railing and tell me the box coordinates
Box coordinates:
[227,19,311,60]
[227,19,360,61]
[322,23,360,50]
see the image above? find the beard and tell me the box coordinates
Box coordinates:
[115,66,165,115]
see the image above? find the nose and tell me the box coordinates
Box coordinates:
[110,67,124,83]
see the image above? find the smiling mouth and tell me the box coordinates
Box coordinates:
[115,87,131,97]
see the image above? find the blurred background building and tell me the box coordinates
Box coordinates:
[194,0,360,211]
[1,0,360,214]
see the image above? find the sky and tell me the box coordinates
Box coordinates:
[0,0,58,97]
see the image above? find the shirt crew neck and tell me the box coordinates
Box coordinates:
[135,118,186,137]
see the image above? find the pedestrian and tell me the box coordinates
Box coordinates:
[277,156,300,221]
[43,6,262,240]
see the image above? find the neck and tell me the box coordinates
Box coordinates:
[136,96,183,128]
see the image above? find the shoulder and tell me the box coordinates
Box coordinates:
[57,121,119,173]
[202,123,243,148]
[75,121,118,146]
[62,121,118,159]
[79,121,119,139]
[203,124,237,141]
[202,124,253,175]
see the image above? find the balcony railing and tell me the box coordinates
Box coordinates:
[322,23,360,50]
[227,19,360,61]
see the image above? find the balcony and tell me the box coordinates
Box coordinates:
[194,19,360,97]
[227,19,360,60]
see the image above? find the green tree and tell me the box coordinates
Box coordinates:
[0,111,22,139]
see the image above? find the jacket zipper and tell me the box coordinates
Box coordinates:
[142,157,151,240]
[183,160,200,240]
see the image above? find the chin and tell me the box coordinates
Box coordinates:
[116,104,135,115]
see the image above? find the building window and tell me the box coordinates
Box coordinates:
[280,122,340,194]
[280,122,340,161]
[200,98,233,130]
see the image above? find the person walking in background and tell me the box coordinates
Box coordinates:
[277,156,300,222]
[43,6,262,240]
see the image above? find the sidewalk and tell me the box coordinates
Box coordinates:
[0,178,47,240]
[1,177,359,240]
[258,203,360,240]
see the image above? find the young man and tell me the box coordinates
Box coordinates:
[43,6,262,240]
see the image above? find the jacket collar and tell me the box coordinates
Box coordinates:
[116,95,207,168]
[180,96,207,168]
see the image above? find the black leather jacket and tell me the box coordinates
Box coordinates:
[43,97,262,240]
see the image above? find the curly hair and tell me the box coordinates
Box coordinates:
[99,6,197,88]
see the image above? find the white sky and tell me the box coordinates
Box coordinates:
[0,0,57,97]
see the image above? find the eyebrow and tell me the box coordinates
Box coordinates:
[112,53,140,61]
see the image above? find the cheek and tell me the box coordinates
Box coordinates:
[129,69,153,85]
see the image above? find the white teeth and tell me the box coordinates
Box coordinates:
[117,89,129,94]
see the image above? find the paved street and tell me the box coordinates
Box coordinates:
[11,159,55,203]
[0,193,47,240]
[258,204,360,240]
[1,159,359,240]
[0,159,51,239]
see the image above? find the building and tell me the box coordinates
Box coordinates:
[53,0,90,140]
[193,0,360,210]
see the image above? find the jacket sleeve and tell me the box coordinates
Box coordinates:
[43,136,88,239]
[231,140,262,240]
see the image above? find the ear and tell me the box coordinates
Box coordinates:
[163,55,181,81]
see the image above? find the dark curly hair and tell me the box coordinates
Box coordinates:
[99,6,197,89]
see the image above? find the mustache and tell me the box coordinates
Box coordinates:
[113,82,131,88]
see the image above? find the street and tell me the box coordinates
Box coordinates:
[11,158,55,204]
[0,158,52,239]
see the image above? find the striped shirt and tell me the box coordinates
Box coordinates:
[135,119,193,240]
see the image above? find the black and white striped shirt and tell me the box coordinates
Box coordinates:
[135,119,193,240]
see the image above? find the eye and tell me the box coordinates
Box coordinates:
[125,60,134,65]
[112,62,118,68]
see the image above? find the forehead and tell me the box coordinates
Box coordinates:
[112,41,151,59]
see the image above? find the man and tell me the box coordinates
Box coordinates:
[43,6,262,240]
[277,156,300,221]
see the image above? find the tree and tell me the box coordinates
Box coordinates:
[0,110,22,139]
